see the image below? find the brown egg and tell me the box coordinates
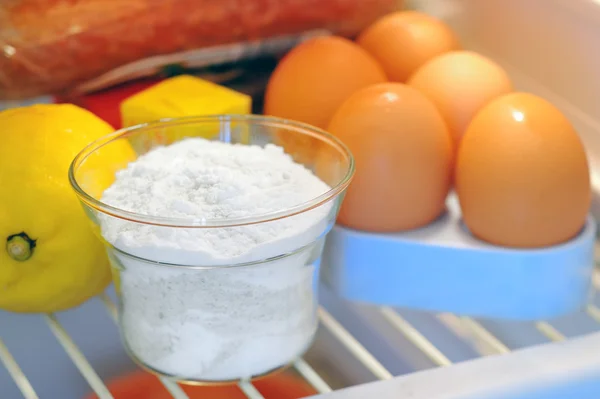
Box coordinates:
[357,11,460,82]
[264,35,387,130]
[456,92,591,248]
[408,51,513,148]
[328,83,453,232]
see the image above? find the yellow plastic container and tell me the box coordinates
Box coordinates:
[120,75,252,150]
[121,75,252,126]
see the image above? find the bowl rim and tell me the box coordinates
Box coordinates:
[68,114,355,228]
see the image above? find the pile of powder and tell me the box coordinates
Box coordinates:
[101,138,332,264]
[99,138,333,381]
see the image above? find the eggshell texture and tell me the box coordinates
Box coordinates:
[357,11,460,82]
[264,35,387,129]
[456,92,591,248]
[408,51,513,148]
[328,83,453,232]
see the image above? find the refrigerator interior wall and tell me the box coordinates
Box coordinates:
[3,0,600,398]
[434,0,600,211]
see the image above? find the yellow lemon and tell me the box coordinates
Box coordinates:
[0,104,136,313]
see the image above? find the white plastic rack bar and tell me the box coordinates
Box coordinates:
[293,358,333,394]
[535,322,566,342]
[2,269,600,399]
[318,307,394,379]
[239,380,266,399]
[587,272,600,323]
[587,305,600,323]
[0,338,39,399]
[380,307,452,366]
[44,314,114,399]
[451,316,511,354]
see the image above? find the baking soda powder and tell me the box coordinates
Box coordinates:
[100,138,333,381]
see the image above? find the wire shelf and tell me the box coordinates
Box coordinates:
[2,270,600,399]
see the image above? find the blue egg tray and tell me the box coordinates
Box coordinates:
[321,195,597,320]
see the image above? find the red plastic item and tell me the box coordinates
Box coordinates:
[55,79,162,129]
[84,370,317,399]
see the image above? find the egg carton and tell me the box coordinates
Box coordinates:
[322,194,596,320]
[321,0,600,322]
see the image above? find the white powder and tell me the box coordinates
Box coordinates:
[100,138,333,381]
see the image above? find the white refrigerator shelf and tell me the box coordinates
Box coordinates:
[2,273,600,399]
[323,196,597,320]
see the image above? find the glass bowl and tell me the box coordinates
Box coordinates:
[69,115,354,384]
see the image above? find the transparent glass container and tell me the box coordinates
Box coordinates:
[69,115,354,384]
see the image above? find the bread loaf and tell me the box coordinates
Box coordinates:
[0,0,397,100]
